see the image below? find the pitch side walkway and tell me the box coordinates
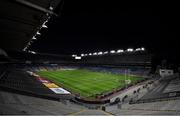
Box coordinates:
[102,78,156,102]
[67,109,113,115]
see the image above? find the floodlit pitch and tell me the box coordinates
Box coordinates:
[37,69,143,98]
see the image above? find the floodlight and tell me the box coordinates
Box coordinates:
[46,13,49,16]
[36,31,41,35]
[103,51,108,54]
[75,56,81,60]
[27,42,31,46]
[72,55,77,57]
[141,47,145,51]
[31,51,36,54]
[110,50,115,53]
[135,48,141,51]
[23,47,28,51]
[41,20,48,28]
[42,23,48,28]
[28,51,36,54]
[49,6,54,10]
[32,36,37,40]
[93,52,97,55]
[127,48,133,52]
[98,52,103,55]
[89,53,92,56]
[117,49,124,53]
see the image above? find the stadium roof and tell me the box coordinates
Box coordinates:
[0,0,62,51]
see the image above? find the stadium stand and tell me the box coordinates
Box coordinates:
[163,77,180,93]
[78,51,152,68]
[103,75,180,115]
[0,49,10,63]
[133,75,180,103]
[0,91,83,115]
[86,67,150,77]
[0,48,156,115]
[2,50,180,115]
[109,99,180,115]
[0,68,73,100]
[7,51,74,64]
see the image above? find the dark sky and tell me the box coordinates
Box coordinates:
[30,1,178,61]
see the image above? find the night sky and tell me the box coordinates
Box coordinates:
[30,1,178,62]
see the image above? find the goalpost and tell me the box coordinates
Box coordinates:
[125,69,131,88]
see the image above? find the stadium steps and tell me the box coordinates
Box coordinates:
[0,91,82,115]
[108,99,180,115]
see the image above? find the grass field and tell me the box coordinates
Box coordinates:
[37,69,143,98]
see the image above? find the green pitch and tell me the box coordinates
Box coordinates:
[37,69,143,98]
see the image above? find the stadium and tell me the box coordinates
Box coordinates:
[0,0,179,115]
